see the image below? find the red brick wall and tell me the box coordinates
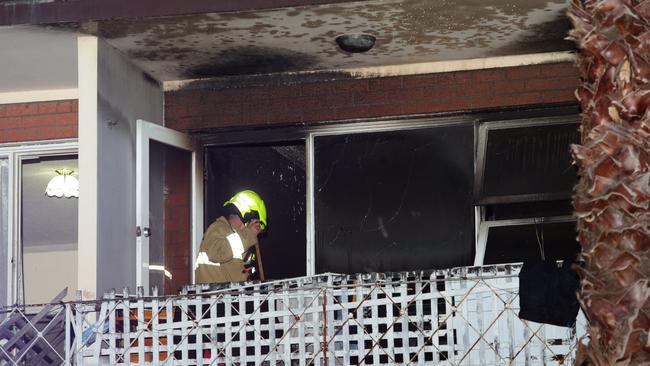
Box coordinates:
[0,100,78,143]
[165,63,578,131]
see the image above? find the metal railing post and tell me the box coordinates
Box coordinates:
[322,288,327,366]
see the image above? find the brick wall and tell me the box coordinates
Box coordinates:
[164,62,578,131]
[0,100,78,143]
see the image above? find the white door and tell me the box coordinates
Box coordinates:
[136,119,203,294]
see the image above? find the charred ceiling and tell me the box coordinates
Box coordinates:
[51,0,574,83]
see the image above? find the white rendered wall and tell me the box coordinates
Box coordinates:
[96,38,164,296]
[78,36,164,299]
[23,248,78,304]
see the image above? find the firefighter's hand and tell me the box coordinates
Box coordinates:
[246,220,261,236]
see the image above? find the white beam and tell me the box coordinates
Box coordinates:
[77,36,98,300]
[0,89,78,105]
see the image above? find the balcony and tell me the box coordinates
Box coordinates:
[0,263,586,365]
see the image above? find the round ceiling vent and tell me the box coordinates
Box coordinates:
[335,34,376,53]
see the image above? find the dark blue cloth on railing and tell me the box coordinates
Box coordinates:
[518,260,580,327]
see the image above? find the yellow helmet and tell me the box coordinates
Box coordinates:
[224,190,267,231]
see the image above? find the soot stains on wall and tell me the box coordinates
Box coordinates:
[205,142,306,280]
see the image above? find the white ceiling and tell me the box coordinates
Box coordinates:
[0,25,77,93]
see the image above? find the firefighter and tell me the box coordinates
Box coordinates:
[195,190,267,284]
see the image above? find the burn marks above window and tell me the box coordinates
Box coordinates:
[474,116,580,205]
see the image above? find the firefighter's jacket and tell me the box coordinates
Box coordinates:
[195,216,258,284]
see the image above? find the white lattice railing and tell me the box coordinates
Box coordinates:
[0,289,68,365]
[60,264,587,366]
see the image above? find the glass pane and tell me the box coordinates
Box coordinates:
[21,155,78,304]
[205,142,306,280]
[149,141,192,294]
[483,221,579,265]
[0,158,8,308]
[314,125,475,274]
[482,123,579,200]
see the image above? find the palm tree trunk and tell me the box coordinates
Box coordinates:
[568,1,650,364]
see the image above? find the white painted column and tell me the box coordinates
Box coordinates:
[77,36,99,300]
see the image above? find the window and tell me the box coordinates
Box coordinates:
[475,116,580,204]
[483,220,579,265]
[313,123,475,274]
[21,154,78,304]
[0,141,78,305]
[474,116,580,265]
[200,112,580,279]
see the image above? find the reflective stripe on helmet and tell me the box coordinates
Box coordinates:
[232,193,256,214]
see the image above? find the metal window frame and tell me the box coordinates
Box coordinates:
[306,116,474,274]
[190,112,583,277]
[0,139,78,305]
[474,115,580,205]
[473,204,576,265]
[200,114,474,276]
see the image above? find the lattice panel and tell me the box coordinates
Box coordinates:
[69,265,588,366]
[0,289,67,365]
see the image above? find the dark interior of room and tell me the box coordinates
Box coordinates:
[314,124,476,274]
[201,113,582,278]
[205,142,307,280]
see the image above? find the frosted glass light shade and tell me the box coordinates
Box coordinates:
[46,169,79,198]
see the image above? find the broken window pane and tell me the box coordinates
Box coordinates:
[483,221,579,265]
[314,125,475,274]
[480,122,579,203]
[205,142,306,280]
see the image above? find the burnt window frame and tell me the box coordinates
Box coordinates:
[473,115,580,205]
[472,115,579,265]
[199,114,475,276]
[307,116,475,274]
[473,208,576,266]
[198,109,581,275]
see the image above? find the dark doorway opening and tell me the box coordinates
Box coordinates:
[204,141,306,280]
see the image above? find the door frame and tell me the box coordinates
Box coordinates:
[135,120,203,293]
